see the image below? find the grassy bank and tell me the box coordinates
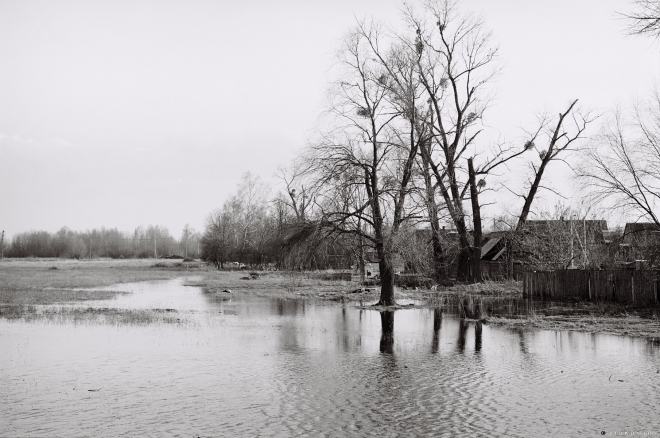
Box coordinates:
[484,301,660,342]
[0,258,206,305]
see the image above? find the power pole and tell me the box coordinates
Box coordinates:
[154,236,158,259]
[1,230,4,260]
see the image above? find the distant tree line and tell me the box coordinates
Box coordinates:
[3,225,201,259]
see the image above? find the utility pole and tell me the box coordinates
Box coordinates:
[1,230,4,260]
[154,236,158,259]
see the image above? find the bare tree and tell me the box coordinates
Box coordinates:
[622,0,660,37]
[578,96,660,229]
[201,172,272,268]
[303,22,424,305]
[276,163,317,222]
[513,101,592,228]
[404,0,505,281]
[502,101,595,276]
[201,207,234,268]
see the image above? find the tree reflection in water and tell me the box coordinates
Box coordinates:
[379,310,395,354]
[475,321,483,353]
[431,308,442,354]
[456,318,468,353]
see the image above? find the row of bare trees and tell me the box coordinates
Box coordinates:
[281,1,594,305]
[4,225,198,259]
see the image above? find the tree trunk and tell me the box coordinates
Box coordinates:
[446,161,472,282]
[377,254,396,306]
[431,230,446,282]
[358,222,366,283]
[421,149,446,282]
[468,158,483,283]
[456,248,471,282]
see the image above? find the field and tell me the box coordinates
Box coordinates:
[1,258,659,341]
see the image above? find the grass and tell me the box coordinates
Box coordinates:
[186,269,367,301]
[0,257,204,305]
[0,305,184,325]
[0,258,206,324]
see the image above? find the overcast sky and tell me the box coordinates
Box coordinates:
[1,0,658,239]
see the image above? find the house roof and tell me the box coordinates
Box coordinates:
[523,219,608,244]
[623,222,659,234]
[525,219,608,231]
[481,236,507,261]
[481,237,500,258]
[622,222,660,244]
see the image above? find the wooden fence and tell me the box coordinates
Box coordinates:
[522,269,659,305]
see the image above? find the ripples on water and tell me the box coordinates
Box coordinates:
[1,278,659,437]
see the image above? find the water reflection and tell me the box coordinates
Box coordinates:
[379,310,395,354]
[2,277,660,436]
[431,308,442,354]
[475,321,483,353]
[517,328,528,355]
[456,318,468,353]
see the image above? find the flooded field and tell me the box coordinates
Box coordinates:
[1,278,659,437]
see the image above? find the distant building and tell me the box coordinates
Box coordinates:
[353,250,404,279]
[618,222,660,265]
[523,219,608,244]
[517,219,609,270]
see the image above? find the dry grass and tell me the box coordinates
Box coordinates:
[186,270,368,301]
[487,313,660,341]
[0,258,201,306]
[0,305,183,324]
[443,279,522,297]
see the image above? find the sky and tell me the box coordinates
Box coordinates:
[1,0,659,239]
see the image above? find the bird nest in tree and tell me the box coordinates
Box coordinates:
[356,107,371,118]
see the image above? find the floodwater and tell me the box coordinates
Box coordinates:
[1,278,659,437]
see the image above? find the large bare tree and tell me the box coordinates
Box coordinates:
[403,0,528,281]
[304,23,424,305]
[495,101,595,276]
[578,96,660,228]
[395,1,498,280]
